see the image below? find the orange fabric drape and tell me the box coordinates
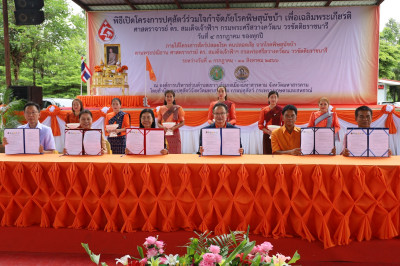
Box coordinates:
[40,105,62,136]
[35,108,400,130]
[381,105,397,134]
[1,154,400,249]
[77,96,144,108]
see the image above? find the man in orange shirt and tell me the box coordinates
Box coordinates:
[271,105,302,155]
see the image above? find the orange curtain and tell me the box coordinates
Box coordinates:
[35,107,399,132]
[1,154,400,249]
[77,96,144,108]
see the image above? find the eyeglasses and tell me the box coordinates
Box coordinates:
[213,112,227,116]
[25,112,39,116]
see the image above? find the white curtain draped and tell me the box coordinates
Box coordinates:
[45,114,400,155]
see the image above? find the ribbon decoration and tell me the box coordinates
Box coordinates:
[381,105,397,134]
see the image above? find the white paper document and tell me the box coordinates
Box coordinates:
[202,128,241,156]
[64,129,84,155]
[300,128,314,155]
[301,127,334,155]
[145,129,165,155]
[202,128,222,156]
[24,129,40,154]
[126,128,145,154]
[4,129,25,154]
[221,128,241,156]
[314,128,335,155]
[346,128,368,157]
[83,130,102,155]
[368,129,389,157]
[4,128,40,154]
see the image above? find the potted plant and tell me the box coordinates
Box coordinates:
[0,87,25,152]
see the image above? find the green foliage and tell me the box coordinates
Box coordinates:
[186,230,247,257]
[137,245,144,258]
[379,18,400,81]
[379,39,400,79]
[0,86,25,143]
[81,243,103,265]
[288,250,301,264]
[0,0,86,98]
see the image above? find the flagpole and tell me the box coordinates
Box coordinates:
[144,57,147,107]
[80,55,83,96]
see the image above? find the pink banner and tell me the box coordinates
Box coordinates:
[87,6,379,106]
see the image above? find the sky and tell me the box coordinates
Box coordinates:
[67,0,400,32]
[379,0,400,31]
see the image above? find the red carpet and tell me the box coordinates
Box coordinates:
[0,227,399,265]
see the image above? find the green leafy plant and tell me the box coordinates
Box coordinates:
[0,87,25,144]
[82,229,300,266]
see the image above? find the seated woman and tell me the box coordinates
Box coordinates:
[126,109,168,155]
[65,98,83,125]
[307,97,340,135]
[207,86,236,125]
[64,109,107,154]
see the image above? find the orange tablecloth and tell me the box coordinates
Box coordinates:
[0,154,399,248]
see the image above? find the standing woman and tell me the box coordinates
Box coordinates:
[307,97,340,136]
[105,98,130,154]
[65,99,83,124]
[157,90,185,154]
[207,86,236,125]
[258,90,283,154]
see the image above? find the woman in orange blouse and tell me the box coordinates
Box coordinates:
[65,99,83,124]
[307,97,340,135]
[157,90,185,154]
[104,98,130,154]
[258,90,283,154]
[207,86,236,125]
[64,109,107,155]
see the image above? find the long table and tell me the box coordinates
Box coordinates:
[0,154,399,249]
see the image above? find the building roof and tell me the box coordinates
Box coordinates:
[379,79,400,86]
[71,0,385,12]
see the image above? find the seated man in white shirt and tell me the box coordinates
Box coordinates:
[3,102,55,153]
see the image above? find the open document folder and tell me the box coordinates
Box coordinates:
[301,127,335,155]
[346,128,389,157]
[201,128,241,156]
[126,128,165,155]
[4,128,40,154]
[64,129,102,156]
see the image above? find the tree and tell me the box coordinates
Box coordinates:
[379,39,400,79]
[381,18,400,45]
[0,0,86,97]
[379,19,400,80]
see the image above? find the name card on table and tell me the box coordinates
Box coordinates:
[64,129,102,156]
[346,127,389,157]
[4,128,40,154]
[201,128,241,156]
[301,127,335,155]
[126,128,165,155]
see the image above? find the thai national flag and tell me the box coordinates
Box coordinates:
[81,56,92,83]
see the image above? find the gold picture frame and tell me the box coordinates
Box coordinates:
[104,44,121,66]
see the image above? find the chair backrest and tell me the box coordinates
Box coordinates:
[105,140,112,154]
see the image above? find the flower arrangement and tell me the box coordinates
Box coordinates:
[94,65,103,72]
[82,230,300,266]
[116,65,129,73]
